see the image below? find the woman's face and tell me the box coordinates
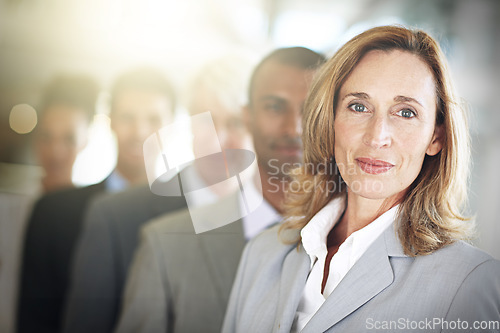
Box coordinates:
[334,49,444,202]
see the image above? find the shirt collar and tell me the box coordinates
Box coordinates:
[347,204,398,265]
[301,196,399,265]
[105,170,129,192]
[301,196,346,263]
[241,177,280,240]
[180,165,218,207]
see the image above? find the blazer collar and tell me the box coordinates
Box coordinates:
[274,239,311,333]
[197,192,247,308]
[384,221,407,258]
[302,223,407,332]
[146,176,188,216]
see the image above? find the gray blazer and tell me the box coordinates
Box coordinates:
[115,193,247,333]
[223,224,500,333]
[63,184,187,333]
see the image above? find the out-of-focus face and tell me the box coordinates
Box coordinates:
[246,61,315,179]
[190,84,252,183]
[334,49,443,203]
[35,104,89,189]
[110,90,172,177]
[191,85,251,154]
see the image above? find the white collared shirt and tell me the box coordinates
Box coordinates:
[240,178,280,240]
[179,162,278,236]
[179,165,219,207]
[292,197,398,332]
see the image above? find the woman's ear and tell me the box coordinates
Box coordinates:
[426,124,444,156]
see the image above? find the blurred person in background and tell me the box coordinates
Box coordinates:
[108,69,176,187]
[114,47,326,333]
[35,75,99,193]
[17,68,176,333]
[62,55,256,333]
[0,74,98,333]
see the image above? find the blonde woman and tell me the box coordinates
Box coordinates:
[223,26,500,333]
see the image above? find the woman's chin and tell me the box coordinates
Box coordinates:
[346,180,397,201]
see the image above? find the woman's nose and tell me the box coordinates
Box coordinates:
[363,115,392,149]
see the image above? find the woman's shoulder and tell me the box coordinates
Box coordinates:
[425,242,500,323]
[418,240,500,281]
[236,224,304,276]
[431,240,496,263]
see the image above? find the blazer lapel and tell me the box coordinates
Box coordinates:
[302,225,400,333]
[150,178,188,216]
[197,193,246,307]
[200,220,245,307]
[273,243,311,333]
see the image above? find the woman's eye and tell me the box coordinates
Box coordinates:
[348,103,367,112]
[397,109,416,118]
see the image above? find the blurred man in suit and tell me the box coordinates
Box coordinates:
[1,74,98,333]
[62,56,254,333]
[114,47,326,333]
[17,68,175,333]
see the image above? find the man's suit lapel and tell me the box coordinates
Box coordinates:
[274,243,311,333]
[149,178,188,216]
[302,225,406,333]
[196,193,246,308]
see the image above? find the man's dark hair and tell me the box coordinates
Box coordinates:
[248,47,326,106]
[39,74,100,123]
[110,67,177,114]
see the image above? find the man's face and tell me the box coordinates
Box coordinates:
[246,61,315,179]
[35,104,89,181]
[190,84,252,184]
[191,84,251,154]
[111,90,172,174]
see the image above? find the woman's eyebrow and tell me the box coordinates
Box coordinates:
[342,92,370,101]
[394,95,423,107]
[341,93,424,107]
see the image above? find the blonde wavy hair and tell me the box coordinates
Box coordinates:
[281,25,473,256]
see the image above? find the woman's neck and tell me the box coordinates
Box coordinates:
[340,191,401,237]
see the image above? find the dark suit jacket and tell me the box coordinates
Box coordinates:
[17,180,107,333]
[63,182,187,333]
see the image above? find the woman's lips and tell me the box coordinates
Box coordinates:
[356,157,394,175]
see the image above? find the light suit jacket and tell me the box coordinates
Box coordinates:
[223,224,500,333]
[115,193,247,333]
